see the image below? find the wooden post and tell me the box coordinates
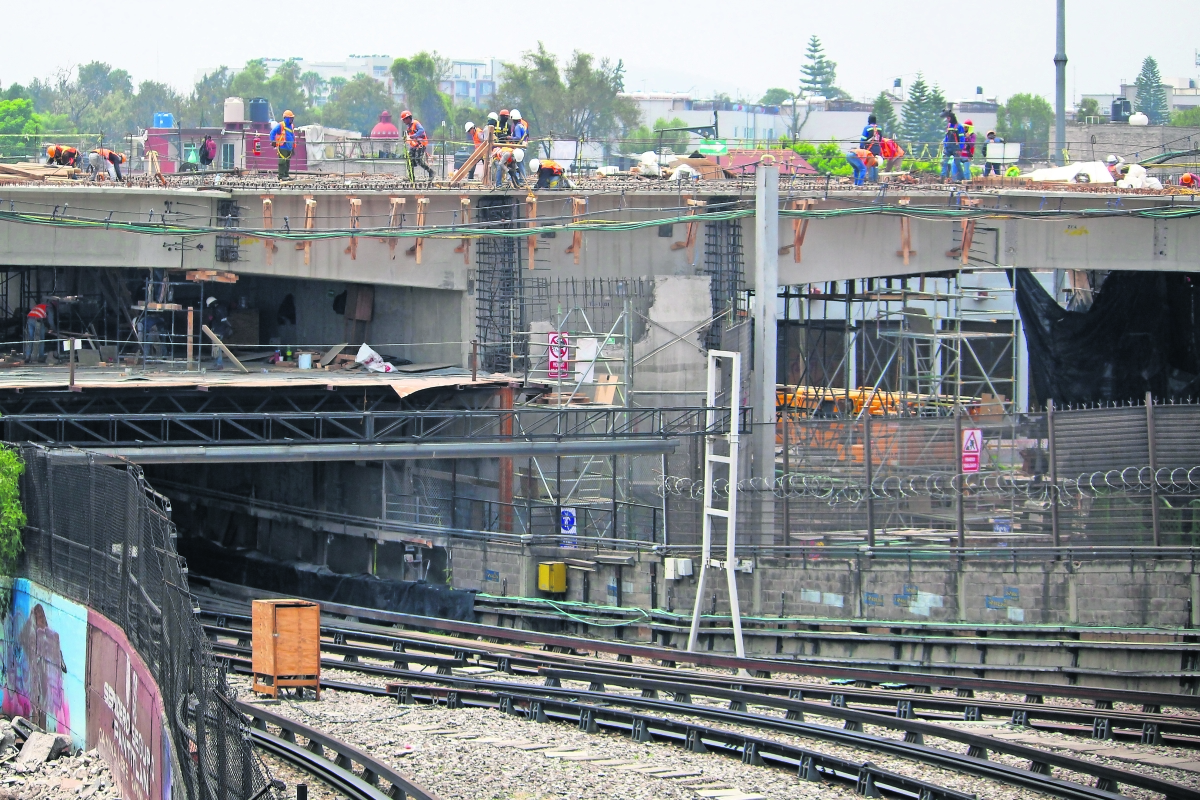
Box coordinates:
[779,198,813,262]
[1146,391,1161,546]
[261,196,278,266]
[299,196,316,265]
[526,193,538,269]
[1048,399,1060,548]
[380,196,405,259]
[564,197,586,264]
[202,325,248,372]
[453,196,471,263]
[344,197,361,260]
[187,307,194,368]
[671,198,706,263]
[405,196,428,263]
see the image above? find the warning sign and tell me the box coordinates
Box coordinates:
[548,332,570,379]
[961,428,982,473]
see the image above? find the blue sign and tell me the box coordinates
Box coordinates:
[560,507,578,548]
[484,569,500,582]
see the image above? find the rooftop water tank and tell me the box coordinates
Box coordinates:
[153,112,175,129]
[248,98,270,124]
[224,97,245,125]
[1129,111,1149,126]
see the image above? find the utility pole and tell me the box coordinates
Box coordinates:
[1054,0,1067,165]
[752,166,779,546]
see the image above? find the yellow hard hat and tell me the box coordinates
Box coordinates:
[283,110,295,119]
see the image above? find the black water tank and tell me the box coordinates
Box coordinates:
[1111,98,1132,123]
[248,97,270,124]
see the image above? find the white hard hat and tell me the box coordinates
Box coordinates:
[513,148,524,163]
[1106,154,1117,164]
[206,296,217,306]
[465,121,475,132]
[487,112,499,122]
[528,158,541,173]
[510,109,522,120]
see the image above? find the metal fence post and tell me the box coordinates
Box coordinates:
[1048,400,1060,548]
[1146,391,1161,546]
[955,411,965,552]
[864,413,875,547]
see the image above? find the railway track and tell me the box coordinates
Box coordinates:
[201,593,1200,800]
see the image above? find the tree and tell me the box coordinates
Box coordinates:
[624,117,691,153]
[871,92,898,136]
[229,59,309,120]
[188,67,232,127]
[1134,56,1168,124]
[0,98,36,135]
[300,71,327,105]
[799,36,843,99]
[0,446,26,584]
[499,43,640,157]
[320,74,397,134]
[1075,97,1100,123]
[391,52,452,128]
[900,74,946,145]
[1171,106,1200,127]
[2,84,27,102]
[760,88,792,106]
[129,81,184,131]
[997,93,1054,160]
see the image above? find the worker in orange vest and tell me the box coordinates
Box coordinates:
[89,148,125,181]
[465,121,486,148]
[270,110,296,180]
[400,110,435,179]
[25,300,56,363]
[46,145,80,167]
[529,158,566,189]
[492,147,523,188]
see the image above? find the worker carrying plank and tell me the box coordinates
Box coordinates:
[270,110,296,181]
[46,145,80,168]
[88,148,125,181]
[529,158,567,189]
[400,110,435,180]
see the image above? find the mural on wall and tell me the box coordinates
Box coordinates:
[87,611,172,800]
[0,578,88,749]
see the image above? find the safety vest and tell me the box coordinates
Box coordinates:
[93,148,121,163]
[540,159,564,175]
[493,148,515,165]
[27,304,47,320]
[879,139,903,159]
[406,121,429,148]
[471,128,485,147]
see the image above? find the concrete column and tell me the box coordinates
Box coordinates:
[1068,572,1079,624]
[751,166,779,546]
[1192,573,1199,628]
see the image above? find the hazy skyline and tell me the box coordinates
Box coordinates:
[3,0,1197,106]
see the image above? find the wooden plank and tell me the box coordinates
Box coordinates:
[319,343,348,367]
[201,324,249,373]
[185,270,239,283]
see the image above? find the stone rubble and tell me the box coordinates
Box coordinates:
[0,717,117,800]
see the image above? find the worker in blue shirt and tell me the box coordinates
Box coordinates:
[860,114,882,148]
[510,109,529,180]
[941,110,965,182]
[270,110,296,180]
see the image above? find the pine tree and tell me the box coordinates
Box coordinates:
[871,92,898,136]
[901,74,934,143]
[799,36,843,99]
[1134,56,1169,124]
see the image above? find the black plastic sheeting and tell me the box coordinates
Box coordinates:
[179,537,477,621]
[1015,269,1200,406]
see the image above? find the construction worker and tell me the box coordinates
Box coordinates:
[1181,172,1197,189]
[529,158,566,189]
[400,110,435,179]
[204,297,233,369]
[271,110,296,180]
[880,137,905,172]
[960,119,977,181]
[465,121,485,148]
[510,110,529,179]
[24,300,56,363]
[844,147,878,186]
[88,148,125,181]
[492,147,522,188]
[940,111,965,182]
[982,131,1005,177]
[495,109,512,142]
[46,145,79,168]
[198,135,217,170]
[859,114,882,149]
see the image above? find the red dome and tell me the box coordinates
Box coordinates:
[370,110,400,139]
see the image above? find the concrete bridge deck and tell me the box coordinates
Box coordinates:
[0,179,1196,288]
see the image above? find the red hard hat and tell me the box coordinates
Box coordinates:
[964,119,973,125]
[400,110,413,121]
[499,109,510,116]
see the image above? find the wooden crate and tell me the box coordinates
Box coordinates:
[251,599,321,698]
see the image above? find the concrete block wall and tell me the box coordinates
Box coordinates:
[447,538,527,595]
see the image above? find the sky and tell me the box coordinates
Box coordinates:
[2,0,1197,105]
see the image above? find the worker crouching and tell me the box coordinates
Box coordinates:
[529,158,567,189]
[89,149,125,181]
[492,147,523,188]
[46,145,80,168]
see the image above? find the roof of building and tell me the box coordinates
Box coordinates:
[371,111,401,139]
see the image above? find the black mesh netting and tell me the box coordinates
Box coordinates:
[1015,269,1200,405]
[17,446,277,800]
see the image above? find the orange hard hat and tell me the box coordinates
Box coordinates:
[499,109,510,116]
[1182,172,1198,186]
[283,109,295,119]
[400,110,413,121]
[46,146,56,157]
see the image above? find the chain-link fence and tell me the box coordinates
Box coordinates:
[17,445,276,800]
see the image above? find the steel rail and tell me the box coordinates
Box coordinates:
[221,649,1182,800]
[248,728,390,800]
[235,699,444,800]
[202,616,1200,744]
[195,592,1200,709]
